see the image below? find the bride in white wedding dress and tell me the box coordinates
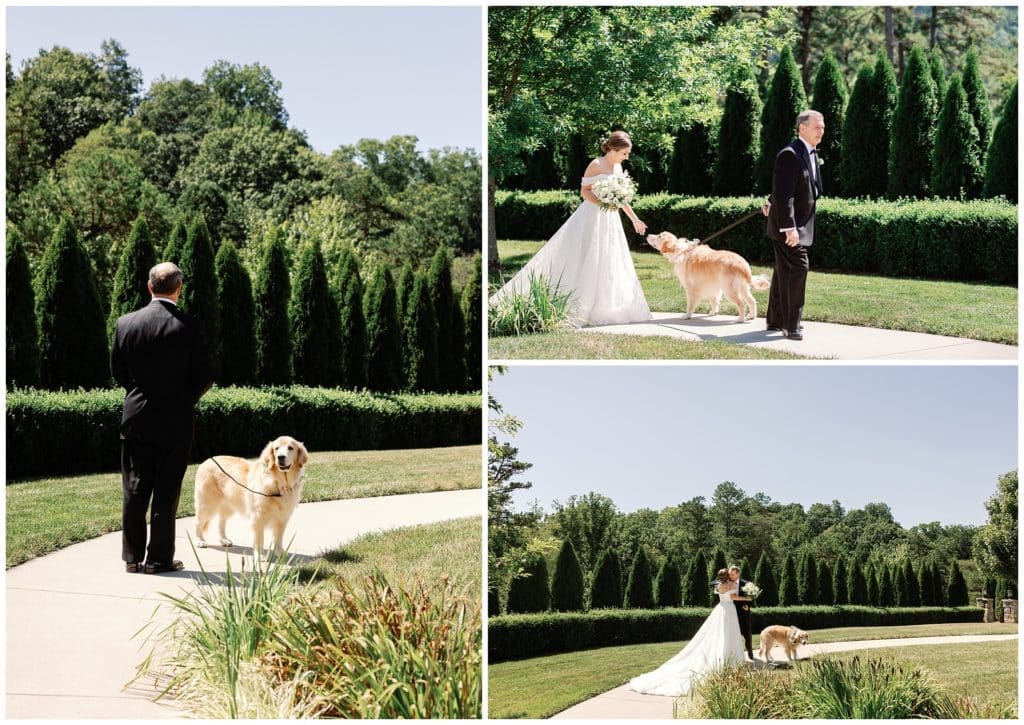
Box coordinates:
[489,131,653,326]
[628,569,748,697]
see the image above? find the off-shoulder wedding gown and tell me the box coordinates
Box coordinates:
[627,583,746,697]
[489,170,652,326]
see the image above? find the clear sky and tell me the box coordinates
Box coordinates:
[490,365,1018,528]
[6,5,482,154]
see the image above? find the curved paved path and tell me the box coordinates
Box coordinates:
[552,633,1018,719]
[584,312,1017,360]
[6,489,481,719]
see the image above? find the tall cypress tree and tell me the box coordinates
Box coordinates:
[550,539,586,612]
[363,264,405,392]
[404,271,439,392]
[397,262,416,319]
[655,556,683,608]
[928,46,946,100]
[179,214,221,379]
[336,246,368,389]
[962,47,993,164]
[865,562,879,605]
[108,216,158,340]
[832,557,849,605]
[590,547,624,610]
[983,82,1017,201]
[893,562,909,607]
[450,294,468,392]
[818,559,834,605]
[932,74,984,199]
[918,561,934,606]
[506,554,550,614]
[427,246,464,392]
[799,552,819,605]
[163,216,186,265]
[488,585,501,617]
[6,226,41,388]
[811,50,847,196]
[289,239,341,386]
[35,217,108,389]
[624,546,655,609]
[713,68,762,196]
[946,559,969,606]
[841,64,877,196]
[461,252,482,390]
[753,552,778,607]
[905,560,921,607]
[779,552,799,606]
[888,45,938,198]
[253,227,291,385]
[756,45,807,194]
[848,558,868,605]
[214,242,256,386]
[877,565,895,607]
[931,561,946,606]
[684,550,709,607]
[867,51,898,196]
[564,133,592,185]
[668,123,715,195]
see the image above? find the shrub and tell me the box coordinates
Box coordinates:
[180,214,221,378]
[848,558,868,605]
[215,242,256,386]
[396,262,415,319]
[363,264,405,392]
[107,215,158,340]
[655,557,682,608]
[336,246,368,389]
[487,605,981,662]
[932,75,984,199]
[668,122,714,195]
[163,217,186,264]
[753,552,779,607]
[488,585,501,617]
[779,553,799,606]
[6,227,40,389]
[867,51,898,196]
[983,82,1017,202]
[550,539,585,612]
[624,546,654,609]
[905,560,921,607]
[713,68,761,196]
[841,64,876,196]
[962,48,993,163]
[887,45,938,198]
[290,240,341,387]
[691,663,791,718]
[683,550,708,607]
[253,227,292,386]
[832,557,848,605]
[799,552,819,605]
[427,246,464,392]
[6,387,480,479]
[404,271,439,392]
[877,565,895,607]
[35,217,109,390]
[929,46,946,99]
[460,253,482,390]
[589,547,623,610]
[811,51,847,196]
[930,561,946,606]
[506,553,550,614]
[818,559,834,605]
[488,274,573,336]
[865,563,879,605]
[756,44,806,194]
[893,561,909,607]
[946,560,969,606]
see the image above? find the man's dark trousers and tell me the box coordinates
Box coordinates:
[121,436,192,565]
[766,239,809,333]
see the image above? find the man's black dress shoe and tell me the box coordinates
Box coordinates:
[766,325,784,332]
[144,560,185,574]
[787,330,804,340]
[125,562,143,573]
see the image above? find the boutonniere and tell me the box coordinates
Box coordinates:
[816,157,825,167]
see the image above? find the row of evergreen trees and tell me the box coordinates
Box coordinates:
[500,540,983,614]
[7,214,482,392]
[509,46,1016,203]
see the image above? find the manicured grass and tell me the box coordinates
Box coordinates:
[296,516,481,601]
[6,445,481,568]
[489,331,806,359]
[495,240,1018,344]
[487,622,1018,719]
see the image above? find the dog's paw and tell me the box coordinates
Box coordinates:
[219,538,233,547]
[683,312,693,320]
[196,539,208,548]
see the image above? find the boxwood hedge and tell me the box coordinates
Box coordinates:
[7,386,481,480]
[488,605,982,663]
[495,191,1017,284]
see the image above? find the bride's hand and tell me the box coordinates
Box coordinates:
[632,218,647,235]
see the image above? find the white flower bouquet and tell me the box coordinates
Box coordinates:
[741,581,762,599]
[590,173,636,210]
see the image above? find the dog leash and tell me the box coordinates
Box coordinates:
[697,208,763,245]
[209,456,283,498]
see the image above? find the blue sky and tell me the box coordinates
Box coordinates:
[490,365,1018,527]
[6,6,482,154]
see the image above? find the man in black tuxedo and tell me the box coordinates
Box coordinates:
[111,263,212,574]
[765,110,825,341]
[728,565,755,661]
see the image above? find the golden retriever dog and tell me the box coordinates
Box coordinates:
[194,436,308,554]
[646,231,770,322]
[758,624,809,663]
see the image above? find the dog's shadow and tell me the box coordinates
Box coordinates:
[199,544,318,564]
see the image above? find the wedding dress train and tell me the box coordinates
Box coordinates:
[627,583,746,697]
[489,172,652,326]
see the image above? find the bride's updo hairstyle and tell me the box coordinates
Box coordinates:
[715,568,730,583]
[601,131,632,153]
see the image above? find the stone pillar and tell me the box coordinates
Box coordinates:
[976,597,995,623]
[1002,598,1017,624]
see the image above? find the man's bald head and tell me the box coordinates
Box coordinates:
[148,262,183,297]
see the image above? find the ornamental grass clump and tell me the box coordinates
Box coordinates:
[489,274,573,336]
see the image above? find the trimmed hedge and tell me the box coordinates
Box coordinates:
[488,605,981,663]
[495,191,1017,284]
[6,387,481,479]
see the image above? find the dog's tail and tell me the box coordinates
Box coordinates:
[750,274,771,291]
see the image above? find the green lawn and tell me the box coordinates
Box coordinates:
[494,240,1018,344]
[488,622,1018,719]
[6,445,481,568]
[490,331,806,359]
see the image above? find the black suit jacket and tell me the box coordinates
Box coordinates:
[767,139,821,246]
[110,299,212,445]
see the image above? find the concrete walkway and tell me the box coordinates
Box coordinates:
[6,489,481,719]
[552,633,1018,719]
[584,312,1017,360]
